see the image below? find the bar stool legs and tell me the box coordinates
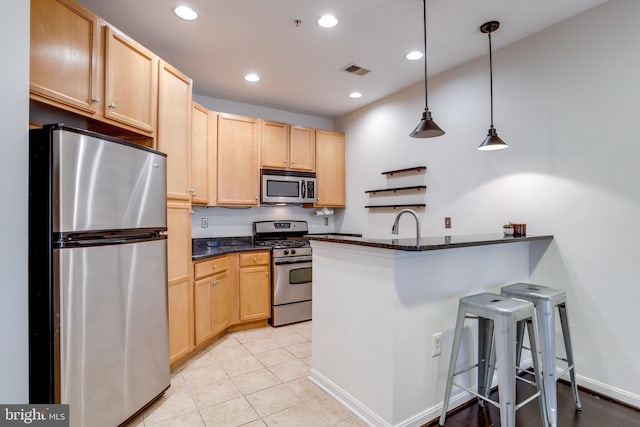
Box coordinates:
[501,283,582,427]
[439,293,549,427]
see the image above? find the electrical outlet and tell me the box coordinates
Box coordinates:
[324,217,329,226]
[201,217,208,228]
[444,217,452,229]
[432,332,442,357]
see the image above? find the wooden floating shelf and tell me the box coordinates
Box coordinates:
[381,166,426,176]
[365,185,426,195]
[365,204,426,209]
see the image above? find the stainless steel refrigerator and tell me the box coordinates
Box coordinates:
[29,125,170,426]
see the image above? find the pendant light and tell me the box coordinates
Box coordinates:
[409,0,445,138]
[478,21,508,151]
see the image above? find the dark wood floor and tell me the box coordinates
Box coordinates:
[426,379,640,426]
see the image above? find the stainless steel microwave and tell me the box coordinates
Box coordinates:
[261,169,316,204]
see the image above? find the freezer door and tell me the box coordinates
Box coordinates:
[55,238,169,427]
[53,129,166,233]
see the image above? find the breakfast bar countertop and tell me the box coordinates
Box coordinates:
[306,233,553,252]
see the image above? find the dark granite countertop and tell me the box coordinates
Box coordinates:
[192,236,264,261]
[306,233,553,252]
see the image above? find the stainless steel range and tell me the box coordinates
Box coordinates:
[253,220,312,326]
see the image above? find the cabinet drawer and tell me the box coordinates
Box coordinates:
[239,251,270,267]
[194,256,229,279]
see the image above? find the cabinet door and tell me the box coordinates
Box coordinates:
[315,129,346,207]
[191,103,211,205]
[30,0,100,115]
[217,113,259,206]
[104,25,158,133]
[212,271,231,335]
[157,61,193,200]
[168,278,193,364]
[239,266,271,322]
[194,275,214,345]
[167,200,193,364]
[289,126,315,172]
[261,120,289,170]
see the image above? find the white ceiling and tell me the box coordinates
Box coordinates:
[78,0,607,119]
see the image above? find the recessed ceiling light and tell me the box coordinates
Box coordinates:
[349,92,363,99]
[244,73,260,82]
[174,5,198,21]
[405,51,424,60]
[317,14,338,28]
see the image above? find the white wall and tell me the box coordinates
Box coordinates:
[0,1,30,403]
[335,0,640,406]
[192,206,337,238]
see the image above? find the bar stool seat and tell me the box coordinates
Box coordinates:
[439,293,549,427]
[501,283,582,427]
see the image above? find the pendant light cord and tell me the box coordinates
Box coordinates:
[488,30,494,128]
[422,0,429,109]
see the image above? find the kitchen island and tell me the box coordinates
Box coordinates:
[307,233,553,427]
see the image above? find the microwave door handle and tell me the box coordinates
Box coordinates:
[301,180,306,198]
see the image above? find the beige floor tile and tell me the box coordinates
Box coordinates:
[305,394,353,425]
[263,402,328,427]
[165,373,188,396]
[233,328,269,344]
[232,368,282,395]
[184,350,218,370]
[266,329,308,346]
[334,415,369,426]
[147,410,205,427]
[285,377,326,402]
[268,359,309,382]
[222,355,265,377]
[285,341,312,358]
[242,338,282,354]
[239,419,267,427]
[190,377,243,409]
[253,348,297,367]
[210,342,252,363]
[143,390,198,425]
[301,355,313,367]
[245,384,302,417]
[182,364,229,389]
[200,396,259,427]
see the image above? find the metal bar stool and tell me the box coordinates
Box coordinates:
[500,283,582,427]
[439,293,548,427]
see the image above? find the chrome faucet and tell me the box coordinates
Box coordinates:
[391,209,421,247]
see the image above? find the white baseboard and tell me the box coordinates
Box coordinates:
[559,370,640,409]
[309,369,477,427]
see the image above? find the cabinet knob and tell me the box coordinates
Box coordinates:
[291,161,295,165]
[284,160,288,164]
[91,97,101,103]
[213,264,217,269]
[253,256,257,262]
[212,279,219,286]
[255,196,259,200]
[190,188,196,194]
[108,102,116,108]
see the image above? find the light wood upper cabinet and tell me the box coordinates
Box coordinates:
[104,25,158,133]
[315,129,346,207]
[217,113,260,206]
[30,0,100,115]
[289,125,315,171]
[261,121,315,172]
[191,104,217,206]
[157,61,193,201]
[261,120,288,170]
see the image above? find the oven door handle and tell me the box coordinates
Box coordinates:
[274,256,313,265]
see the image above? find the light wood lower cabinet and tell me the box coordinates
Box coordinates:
[168,278,193,365]
[238,252,271,322]
[194,255,230,345]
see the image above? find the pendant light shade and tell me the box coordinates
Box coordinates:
[410,0,444,138]
[477,21,508,151]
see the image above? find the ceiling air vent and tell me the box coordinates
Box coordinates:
[342,64,371,76]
